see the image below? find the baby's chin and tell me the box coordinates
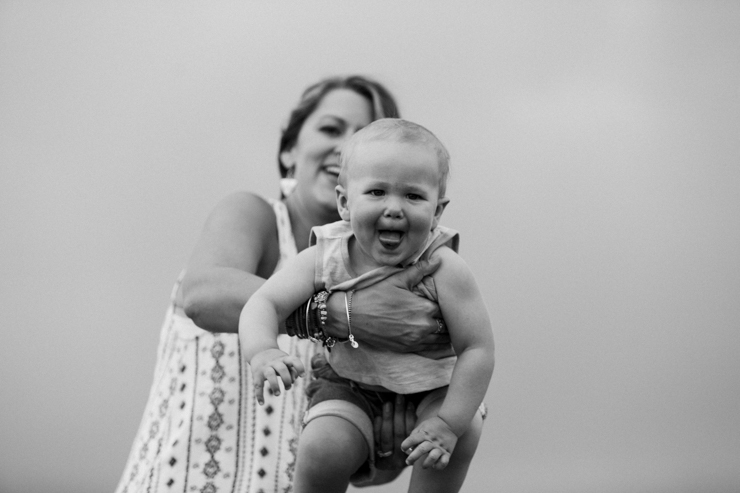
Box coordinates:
[372,248,421,268]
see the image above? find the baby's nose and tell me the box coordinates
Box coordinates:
[383,200,404,218]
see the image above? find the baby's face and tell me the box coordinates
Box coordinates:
[336,139,447,269]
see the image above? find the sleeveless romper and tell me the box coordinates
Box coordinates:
[115,199,319,493]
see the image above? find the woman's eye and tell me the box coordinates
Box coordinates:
[320,126,342,137]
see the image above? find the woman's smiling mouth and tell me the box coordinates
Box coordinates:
[323,163,341,176]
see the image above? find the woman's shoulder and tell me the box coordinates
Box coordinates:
[208,191,278,233]
[217,190,273,212]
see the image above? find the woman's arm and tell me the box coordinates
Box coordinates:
[181,192,279,333]
[323,258,453,356]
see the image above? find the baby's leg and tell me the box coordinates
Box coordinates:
[407,399,484,493]
[294,406,371,493]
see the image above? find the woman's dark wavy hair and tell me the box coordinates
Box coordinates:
[277,75,400,181]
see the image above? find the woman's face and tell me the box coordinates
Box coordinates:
[282,88,373,217]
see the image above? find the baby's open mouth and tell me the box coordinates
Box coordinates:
[378,230,403,249]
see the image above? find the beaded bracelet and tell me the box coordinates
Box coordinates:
[309,290,330,343]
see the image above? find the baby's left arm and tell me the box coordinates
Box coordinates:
[402,247,495,466]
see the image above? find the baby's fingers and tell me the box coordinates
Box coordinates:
[403,440,434,466]
[251,371,267,405]
[280,357,306,389]
[261,366,283,398]
[401,431,423,454]
[286,356,306,377]
[422,447,449,470]
[273,363,295,393]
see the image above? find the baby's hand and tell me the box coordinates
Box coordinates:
[401,416,458,470]
[249,348,305,405]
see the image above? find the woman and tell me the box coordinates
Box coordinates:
[116,76,450,493]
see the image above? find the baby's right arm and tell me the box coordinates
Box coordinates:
[238,246,319,404]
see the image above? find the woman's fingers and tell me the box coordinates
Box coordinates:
[373,396,419,470]
[378,401,394,456]
[392,257,442,289]
[405,399,416,436]
[394,395,406,444]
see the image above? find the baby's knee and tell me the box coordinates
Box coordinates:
[298,416,369,475]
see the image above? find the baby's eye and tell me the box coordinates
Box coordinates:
[406,193,424,201]
[369,190,385,197]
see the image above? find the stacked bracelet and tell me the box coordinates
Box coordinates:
[286,290,360,351]
[309,290,330,343]
[285,290,336,348]
[285,292,325,341]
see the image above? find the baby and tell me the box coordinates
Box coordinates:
[239,118,495,492]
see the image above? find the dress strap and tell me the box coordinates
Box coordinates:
[268,198,298,266]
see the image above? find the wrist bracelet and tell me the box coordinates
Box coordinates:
[286,299,306,338]
[310,290,330,343]
[344,290,358,348]
[284,302,302,337]
[288,294,319,341]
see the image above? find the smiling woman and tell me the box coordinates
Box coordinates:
[114,76,454,493]
[279,89,374,249]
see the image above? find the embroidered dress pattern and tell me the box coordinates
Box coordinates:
[115,199,318,493]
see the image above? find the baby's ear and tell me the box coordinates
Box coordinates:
[335,185,351,221]
[431,197,450,229]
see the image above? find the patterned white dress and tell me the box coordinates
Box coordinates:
[116,199,319,493]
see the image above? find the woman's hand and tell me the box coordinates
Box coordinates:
[375,394,417,471]
[324,258,452,357]
[352,394,416,487]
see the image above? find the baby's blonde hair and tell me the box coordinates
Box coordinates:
[338,118,450,197]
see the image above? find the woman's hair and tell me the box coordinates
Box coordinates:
[277,75,400,179]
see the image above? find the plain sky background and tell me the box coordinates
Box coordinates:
[1,2,739,492]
